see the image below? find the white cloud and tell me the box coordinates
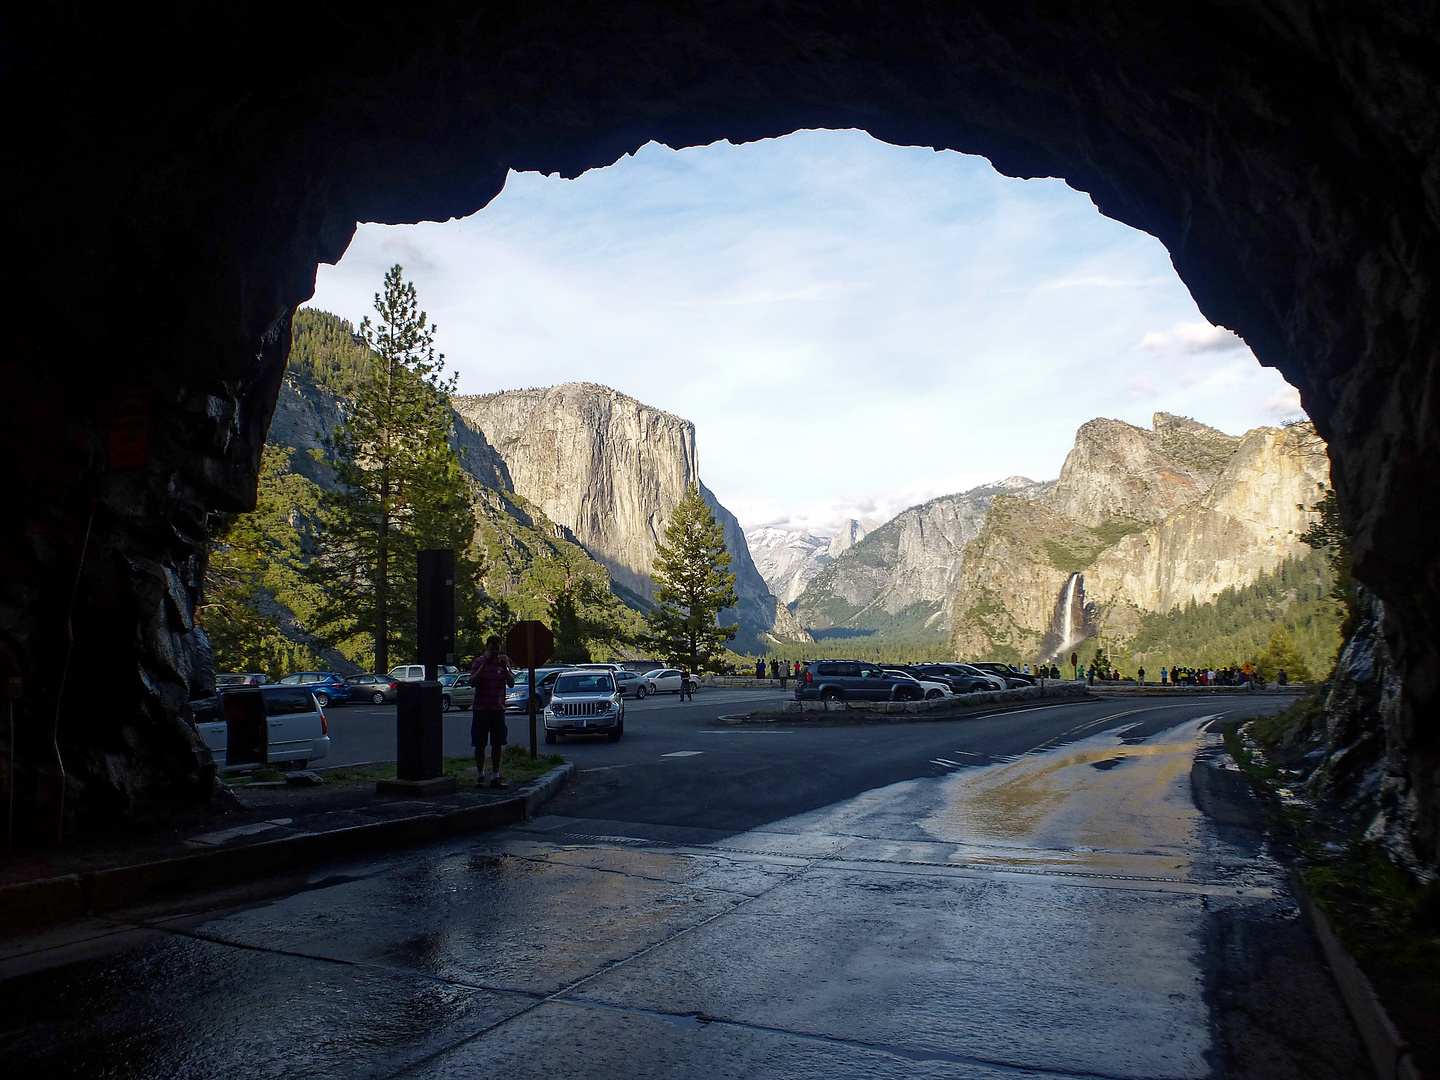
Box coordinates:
[1127,374,1159,398]
[311,131,1311,534]
[1140,320,1245,353]
[1259,385,1306,420]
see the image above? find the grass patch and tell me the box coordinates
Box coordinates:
[1304,844,1440,1074]
[319,747,565,786]
[1090,515,1148,547]
[1044,536,1104,573]
[1222,723,1282,784]
[1223,697,1440,1075]
[1246,690,1325,750]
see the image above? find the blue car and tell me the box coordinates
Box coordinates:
[276,670,353,707]
[506,667,565,713]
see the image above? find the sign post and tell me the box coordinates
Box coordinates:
[506,621,554,759]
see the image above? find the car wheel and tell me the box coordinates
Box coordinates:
[315,692,329,707]
[926,689,943,700]
[636,685,647,699]
[607,723,623,742]
[291,759,308,770]
[371,691,385,705]
[544,729,557,744]
[441,696,451,712]
[820,688,841,701]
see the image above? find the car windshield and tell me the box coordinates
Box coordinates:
[554,673,615,694]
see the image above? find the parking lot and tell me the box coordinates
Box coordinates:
[315,685,792,769]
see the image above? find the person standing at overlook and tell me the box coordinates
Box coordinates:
[470,636,515,789]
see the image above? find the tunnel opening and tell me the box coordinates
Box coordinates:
[2,3,1437,869]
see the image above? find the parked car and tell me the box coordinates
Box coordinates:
[506,667,565,713]
[191,685,331,771]
[969,662,1036,687]
[911,663,997,694]
[387,664,458,683]
[880,666,954,700]
[954,664,1009,690]
[543,670,624,742]
[216,672,268,688]
[276,670,352,707]
[795,660,926,702]
[613,669,649,698]
[347,673,398,704]
[644,668,699,695]
[439,672,474,711]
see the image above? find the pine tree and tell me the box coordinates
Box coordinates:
[199,446,327,677]
[644,485,738,673]
[521,550,633,663]
[1253,625,1314,683]
[1300,484,1359,638]
[308,266,479,673]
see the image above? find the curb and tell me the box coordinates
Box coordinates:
[1290,868,1422,1080]
[0,762,575,938]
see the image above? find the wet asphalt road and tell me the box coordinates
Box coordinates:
[1,693,1369,1079]
[315,687,797,768]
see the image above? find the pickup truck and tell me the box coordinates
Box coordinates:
[190,685,331,771]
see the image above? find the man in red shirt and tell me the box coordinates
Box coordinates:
[470,636,515,788]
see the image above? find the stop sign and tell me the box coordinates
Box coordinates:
[506,620,555,669]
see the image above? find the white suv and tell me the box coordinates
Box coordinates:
[192,686,331,772]
[543,670,624,743]
[387,664,459,683]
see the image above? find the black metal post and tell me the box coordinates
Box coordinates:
[528,663,538,759]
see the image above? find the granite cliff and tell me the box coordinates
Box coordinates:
[746,518,879,606]
[950,415,1330,663]
[794,478,1052,637]
[453,383,807,646]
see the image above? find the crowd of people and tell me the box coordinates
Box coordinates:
[1081,660,1289,687]
[728,657,1292,688]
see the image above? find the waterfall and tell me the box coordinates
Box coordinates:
[1056,573,1086,658]
[1039,572,1090,663]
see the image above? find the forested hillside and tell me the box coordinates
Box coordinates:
[200,307,643,677]
[1103,550,1342,677]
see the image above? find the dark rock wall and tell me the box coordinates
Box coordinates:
[1310,589,1421,872]
[3,3,1438,856]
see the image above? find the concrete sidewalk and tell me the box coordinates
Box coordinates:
[0,763,573,936]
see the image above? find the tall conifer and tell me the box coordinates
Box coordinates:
[645,485,738,672]
[309,265,478,672]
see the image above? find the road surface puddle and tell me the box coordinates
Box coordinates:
[920,717,1211,879]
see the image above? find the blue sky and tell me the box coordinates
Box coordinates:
[309,129,1305,536]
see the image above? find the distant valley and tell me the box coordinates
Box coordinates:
[265,308,1337,674]
[748,413,1339,674]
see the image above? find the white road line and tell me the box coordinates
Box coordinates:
[661,751,704,758]
[698,730,796,734]
[930,759,959,768]
[950,750,980,757]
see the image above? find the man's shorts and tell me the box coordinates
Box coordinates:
[471,708,507,749]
